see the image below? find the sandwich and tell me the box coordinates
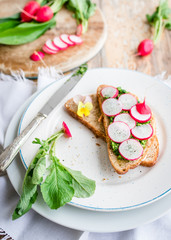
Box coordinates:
[65,85,159,174]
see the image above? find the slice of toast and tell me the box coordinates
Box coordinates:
[65,94,106,141]
[64,90,159,171]
[97,84,159,174]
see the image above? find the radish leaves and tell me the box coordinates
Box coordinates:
[66,0,96,33]
[146,0,171,44]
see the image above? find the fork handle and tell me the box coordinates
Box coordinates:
[0,113,46,173]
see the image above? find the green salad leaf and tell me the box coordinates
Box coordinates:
[12,117,96,220]
[66,0,96,33]
[0,18,56,45]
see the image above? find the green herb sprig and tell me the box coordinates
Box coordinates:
[146,0,171,44]
[12,122,95,220]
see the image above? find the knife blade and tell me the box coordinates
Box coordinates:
[0,64,87,173]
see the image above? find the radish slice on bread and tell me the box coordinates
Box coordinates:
[119,139,143,161]
[60,34,75,46]
[119,93,137,110]
[102,98,122,116]
[108,121,130,143]
[130,105,151,123]
[100,86,118,98]
[69,35,83,45]
[131,124,153,140]
[53,37,68,50]
[114,113,136,129]
[45,39,59,52]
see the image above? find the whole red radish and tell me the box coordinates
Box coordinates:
[21,1,40,22]
[30,51,44,61]
[34,6,53,22]
[137,39,154,56]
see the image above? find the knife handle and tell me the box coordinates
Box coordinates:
[0,112,47,173]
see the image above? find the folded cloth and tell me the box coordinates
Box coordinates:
[0,68,63,145]
[0,70,171,240]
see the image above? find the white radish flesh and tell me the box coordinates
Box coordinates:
[102,98,122,116]
[114,113,136,129]
[42,45,57,54]
[119,94,137,110]
[131,124,153,140]
[108,121,130,143]
[119,139,143,161]
[60,34,74,46]
[130,105,151,123]
[69,35,83,45]
[53,37,68,50]
[100,86,118,98]
[45,39,59,52]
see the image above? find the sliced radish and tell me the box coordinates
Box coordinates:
[136,99,151,114]
[60,34,75,46]
[102,98,122,116]
[45,39,59,52]
[130,105,151,123]
[131,124,153,140]
[119,139,143,161]
[108,121,130,143]
[53,37,68,50]
[42,45,57,54]
[76,24,83,36]
[119,94,137,110]
[114,113,136,129]
[68,35,83,45]
[100,86,118,98]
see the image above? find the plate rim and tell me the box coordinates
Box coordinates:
[18,68,171,212]
[5,69,171,232]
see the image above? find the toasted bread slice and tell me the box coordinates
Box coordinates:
[64,91,159,172]
[97,84,159,174]
[65,94,106,141]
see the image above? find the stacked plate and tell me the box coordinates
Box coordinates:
[6,68,171,232]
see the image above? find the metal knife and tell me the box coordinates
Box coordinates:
[0,64,87,173]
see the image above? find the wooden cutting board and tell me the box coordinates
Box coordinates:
[0,0,107,77]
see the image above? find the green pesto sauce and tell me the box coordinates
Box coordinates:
[106,87,151,160]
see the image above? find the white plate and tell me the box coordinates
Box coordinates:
[5,87,171,232]
[18,68,171,211]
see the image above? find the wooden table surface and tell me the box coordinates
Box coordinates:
[88,0,171,77]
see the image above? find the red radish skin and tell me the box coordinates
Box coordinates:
[34,6,53,22]
[114,113,136,130]
[102,98,123,116]
[108,121,130,143]
[119,139,143,161]
[21,1,40,22]
[30,51,44,61]
[136,39,154,56]
[68,35,83,45]
[62,121,72,138]
[43,45,57,54]
[131,124,153,140]
[60,34,75,46]
[76,24,83,36]
[45,39,59,52]
[118,93,137,111]
[53,37,68,50]
[136,99,151,114]
[130,105,151,123]
[100,86,119,98]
